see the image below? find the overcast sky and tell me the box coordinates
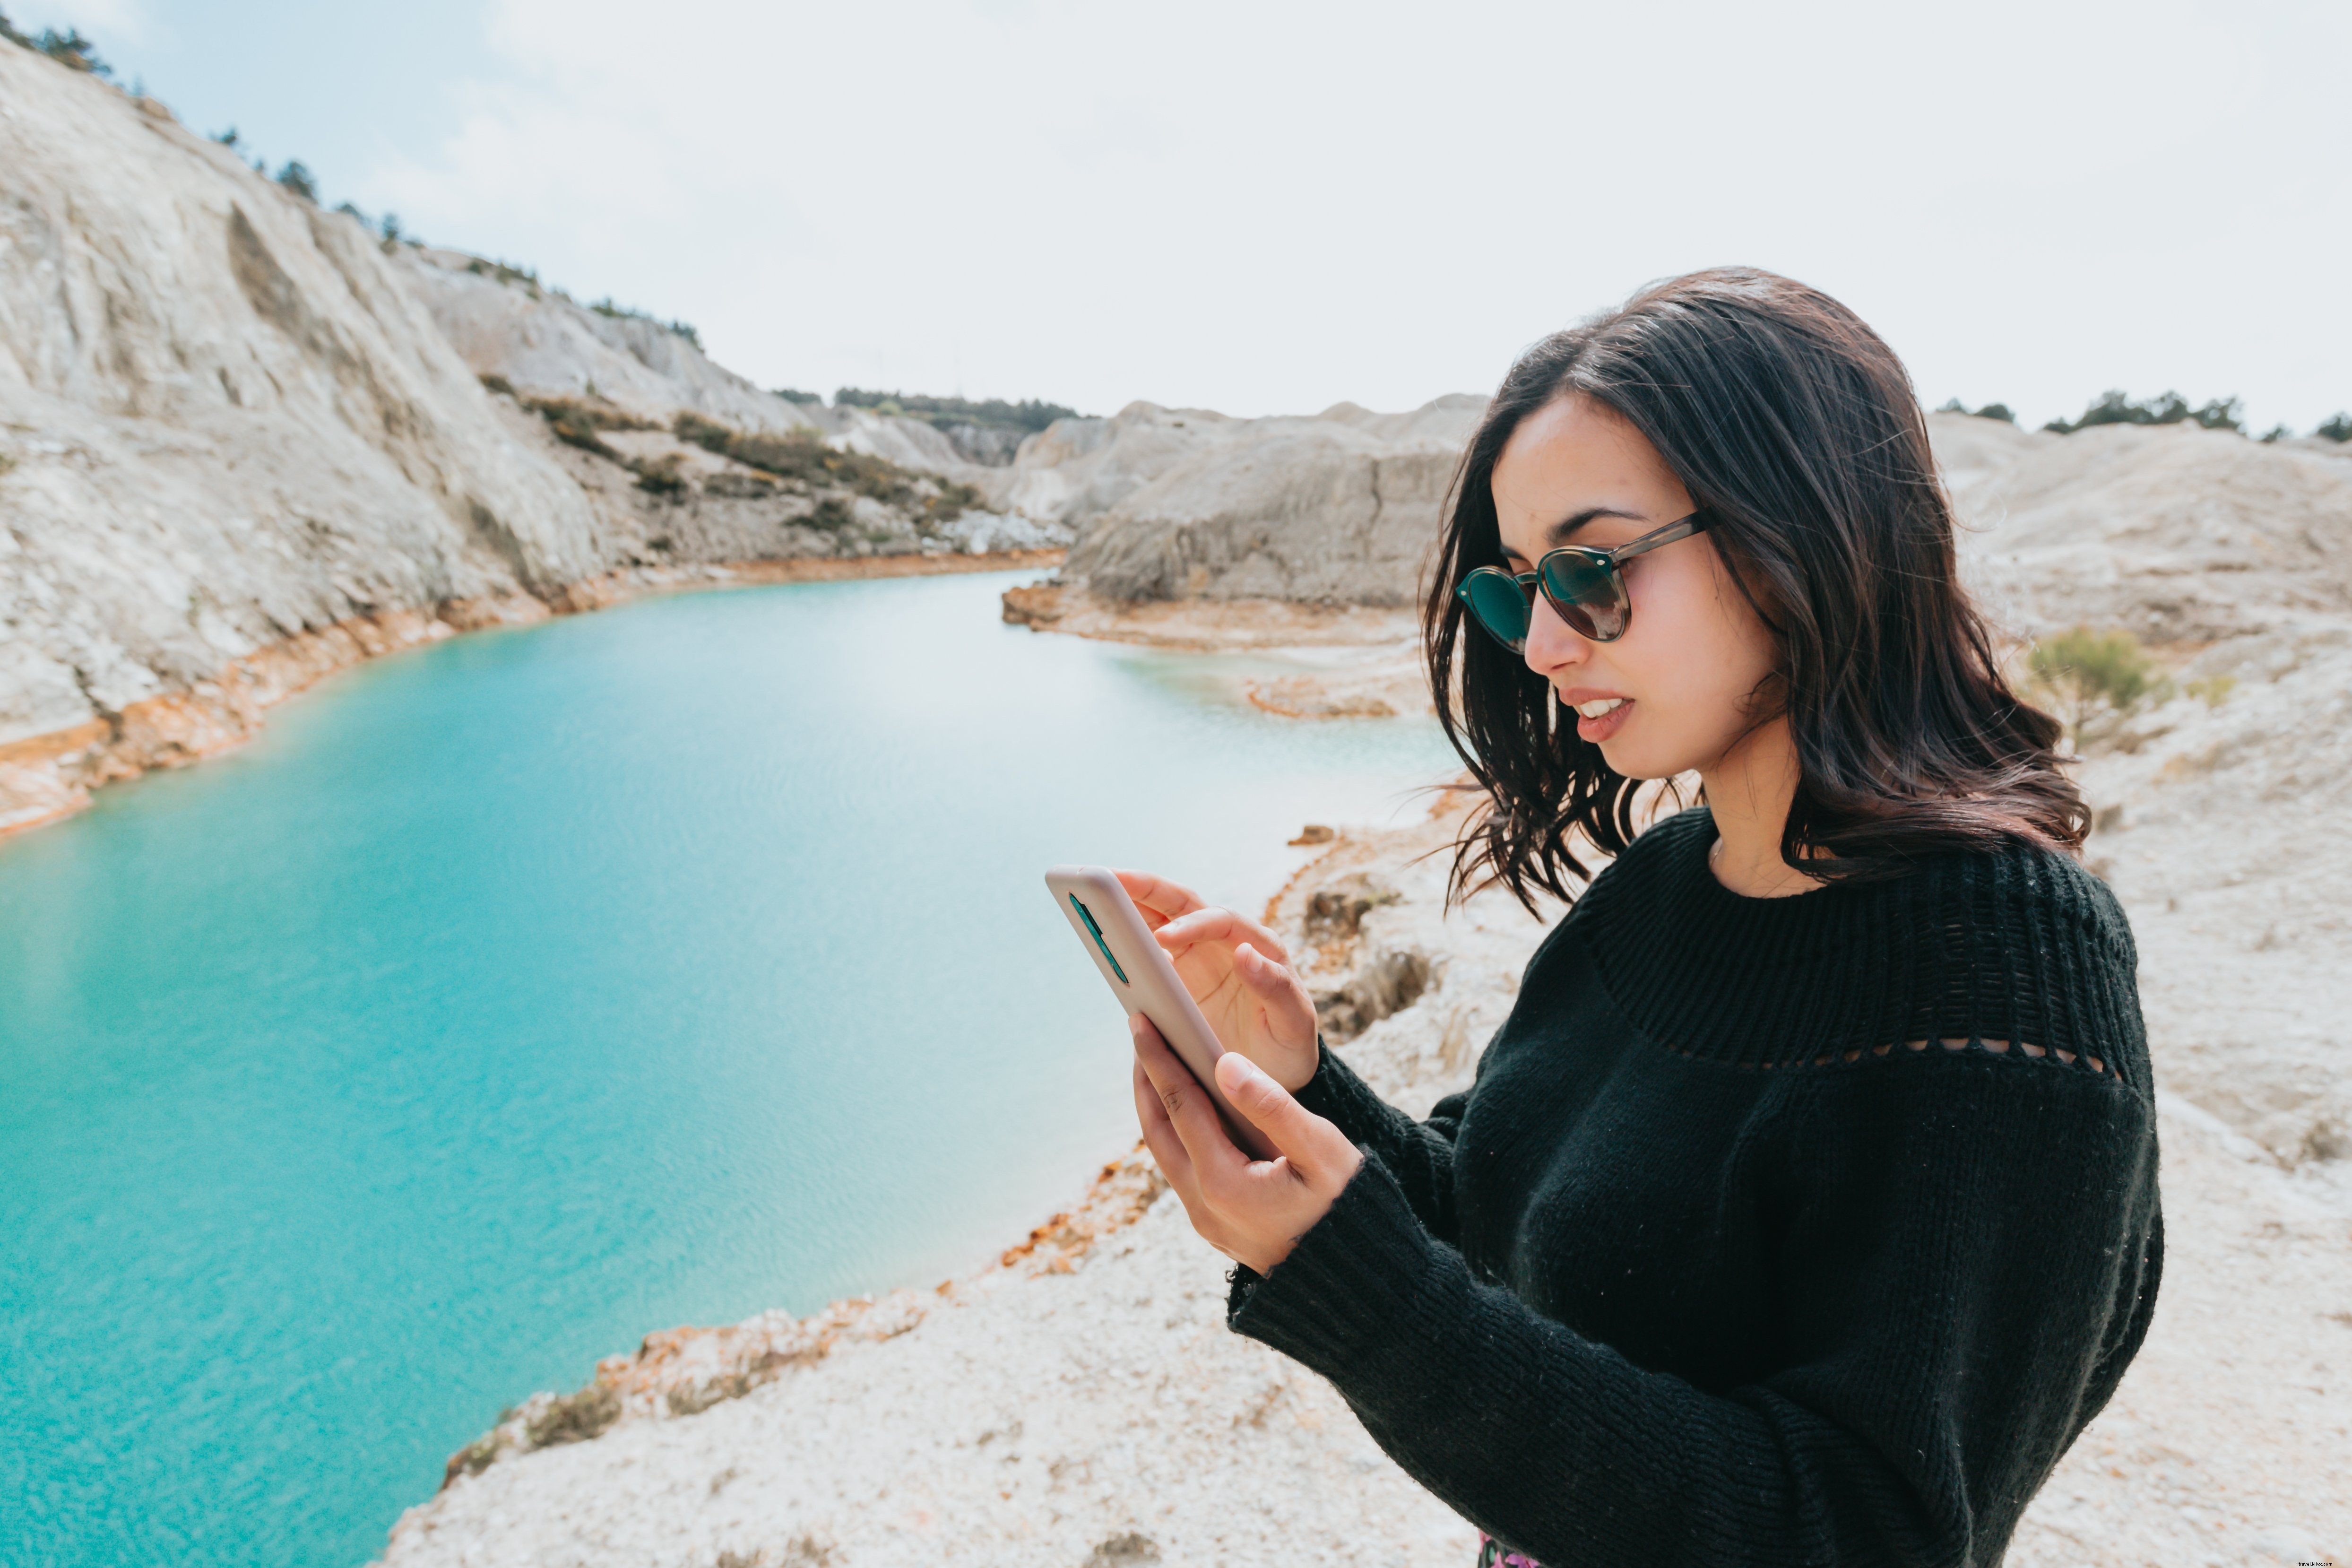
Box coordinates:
[24,0,2352,430]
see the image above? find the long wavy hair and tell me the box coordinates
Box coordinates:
[1425,267,2086,910]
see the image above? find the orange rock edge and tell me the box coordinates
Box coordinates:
[0,549,1065,840]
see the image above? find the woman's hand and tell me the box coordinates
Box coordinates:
[1114,869,1320,1091]
[1131,1014,1361,1276]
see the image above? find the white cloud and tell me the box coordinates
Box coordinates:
[361,0,2352,429]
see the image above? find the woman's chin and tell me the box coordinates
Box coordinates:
[1592,735,1686,783]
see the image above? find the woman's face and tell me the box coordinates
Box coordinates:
[1489,393,1781,781]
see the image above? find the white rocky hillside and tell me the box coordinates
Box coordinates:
[1011,395,1488,605]
[0,45,1051,836]
[390,246,988,480]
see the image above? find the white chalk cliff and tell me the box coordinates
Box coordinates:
[0,47,1050,833]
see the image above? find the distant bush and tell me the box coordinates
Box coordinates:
[772,388,824,405]
[676,412,984,527]
[526,1383,620,1448]
[0,15,114,75]
[2184,675,2235,708]
[9,21,112,75]
[1936,398,2015,424]
[523,394,655,459]
[835,388,1080,433]
[586,297,702,351]
[2028,626,2170,748]
[478,373,516,398]
[2317,412,2352,443]
[632,452,689,497]
[274,160,318,203]
[2044,390,2243,436]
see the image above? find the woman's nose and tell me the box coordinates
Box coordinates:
[1522,595,1591,676]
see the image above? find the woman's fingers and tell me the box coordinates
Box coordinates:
[1152,905,1292,966]
[1234,940,1319,1024]
[1112,868,1206,929]
[1213,1051,1359,1187]
[1131,1058,1194,1188]
[1131,1014,1245,1177]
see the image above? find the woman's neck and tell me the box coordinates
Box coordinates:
[1699,715,1818,898]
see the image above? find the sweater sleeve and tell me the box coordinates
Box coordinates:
[1293,1037,1470,1247]
[1229,1059,2163,1567]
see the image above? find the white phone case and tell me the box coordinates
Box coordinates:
[1044,865,1282,1161]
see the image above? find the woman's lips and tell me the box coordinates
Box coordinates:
[1573,696,1633,744]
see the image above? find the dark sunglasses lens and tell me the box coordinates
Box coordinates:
[1459,572,1531,650]
[1539,554,1627,641]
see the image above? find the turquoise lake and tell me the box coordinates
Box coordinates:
[0,570,1456,1567]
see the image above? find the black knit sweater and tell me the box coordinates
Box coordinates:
[1227,807,2164,1567]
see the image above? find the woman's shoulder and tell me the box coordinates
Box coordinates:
[1555,806,2149,1092]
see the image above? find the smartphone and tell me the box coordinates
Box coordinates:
[1044,865,1281,1161]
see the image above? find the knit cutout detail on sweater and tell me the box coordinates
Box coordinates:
[1654,1033,2112,1077]
[1571,809,2141,1087]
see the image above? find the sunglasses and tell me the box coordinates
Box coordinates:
[1455,511,1710,651]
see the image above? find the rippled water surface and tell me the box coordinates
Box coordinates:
[0,571,1454,1567]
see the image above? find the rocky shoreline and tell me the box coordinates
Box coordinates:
[0,548,1064,839]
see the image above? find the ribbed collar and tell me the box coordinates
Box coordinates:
[1565,808,2137,1078]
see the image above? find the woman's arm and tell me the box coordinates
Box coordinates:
[1292,1040,1470,1247]
[1228,1062,2163,1567]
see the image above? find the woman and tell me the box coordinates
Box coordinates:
[1121,268,2163,1567]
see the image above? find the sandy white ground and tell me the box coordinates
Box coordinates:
[380,797,2350,1568]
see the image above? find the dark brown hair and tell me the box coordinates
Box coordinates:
[1425,267,2086,910]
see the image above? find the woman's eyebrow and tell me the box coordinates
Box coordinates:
[1546,506,1649,546]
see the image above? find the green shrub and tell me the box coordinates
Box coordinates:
[1936,398,2015,424]
[2028,626,2170,747]
[526,1383,621,1448]
[587,296,701,350]
[274,160,318,202]
[524,394,652,433]
[31,26,109,75]
[834,388,1079,433]
[2044,390,2243,436]
[633,453,688,496]
[2317,412,2352,443]
[772,388,824,405]
[675,412,984,527]
[2184,675,2235,708]
[806,496,855,531]
[522,394,652,459]
[478,373,515,397]
[450,1435,502,1478]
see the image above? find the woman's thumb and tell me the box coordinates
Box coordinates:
[1215,1050,1335,1166]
